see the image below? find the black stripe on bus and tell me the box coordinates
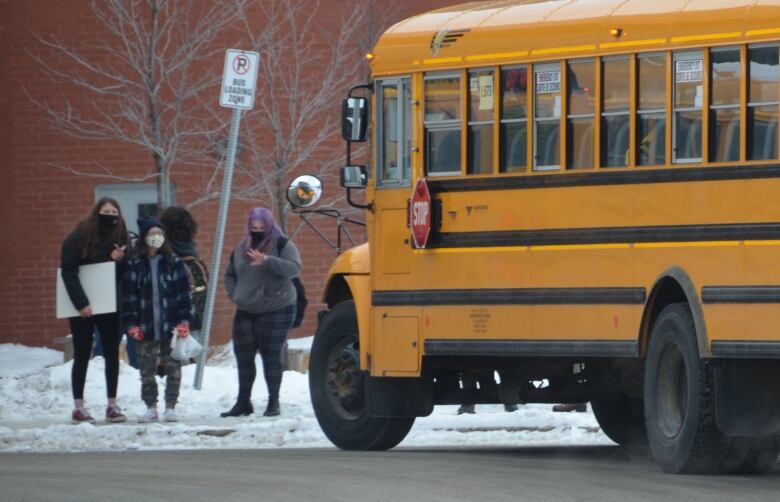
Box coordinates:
[372,287,646,306]
[710,341,780,359]
[424,340,638,358]
[426,222,780,249]
[427,163,780,194]
[702,286,780,304]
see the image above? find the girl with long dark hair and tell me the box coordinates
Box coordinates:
[222,207,301,417]
[60,197,129,424]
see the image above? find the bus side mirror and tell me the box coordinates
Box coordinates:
[342,97,368,142]
[287,175,323,208]
[341,165,367,189]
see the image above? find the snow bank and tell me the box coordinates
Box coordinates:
[0,343,611,453]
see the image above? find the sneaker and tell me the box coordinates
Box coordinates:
[163,408,179,422]
[138,408,159,423]
[71,407,96,425]
[105,404,127,423]
[457,404,476,415]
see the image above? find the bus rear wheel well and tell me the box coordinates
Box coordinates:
[640,268,708,358]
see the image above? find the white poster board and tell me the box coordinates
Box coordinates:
[56,262,117,319]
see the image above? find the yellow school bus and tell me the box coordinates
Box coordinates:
[290,0,780,473]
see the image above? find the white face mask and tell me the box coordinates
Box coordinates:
[145,234,165,249]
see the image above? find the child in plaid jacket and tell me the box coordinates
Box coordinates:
[122,217,191,423]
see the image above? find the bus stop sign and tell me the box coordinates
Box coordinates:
[410,178,432,248]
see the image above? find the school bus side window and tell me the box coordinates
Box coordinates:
[748,44,779,160]
[673,50,703,163]
[637,53,666,166]
[425,74,461,176]
[500,66,528,172]
[710,48,741,162]
[567,59,595,170]
[468,69,494,175]
[534,63,561,170]
[602,56,630,168]
[376,78,412,186]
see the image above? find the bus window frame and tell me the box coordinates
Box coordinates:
[467,67,495,175]
[636,52,667,167]
[673,50,704,164]
[601,55,631,169]
[709,46,742,163]
[375,77,413,188]
[533,62,563,171]
[747,42,779,161]
[566,57,596,170]
[500,64,529,173]
[424,72,462,177]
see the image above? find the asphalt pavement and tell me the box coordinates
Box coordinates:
[1,446,778,501]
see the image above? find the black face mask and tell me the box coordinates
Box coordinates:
[98,214,119,229]
[250,231,265,244]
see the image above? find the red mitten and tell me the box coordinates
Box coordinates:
[128,326,144,341]
[175,323,190,338]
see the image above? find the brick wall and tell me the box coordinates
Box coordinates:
[0,0,451,348]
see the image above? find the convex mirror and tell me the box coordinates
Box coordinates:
[287,175,323,208]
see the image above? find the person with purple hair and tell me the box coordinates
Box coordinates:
[221,207,301,417]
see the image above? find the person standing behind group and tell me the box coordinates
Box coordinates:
[122,217,192,423]
[60,197,129,424]
[160,206,208,340]
[221,207,301,418]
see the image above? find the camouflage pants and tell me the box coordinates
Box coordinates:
[137,338,181,409]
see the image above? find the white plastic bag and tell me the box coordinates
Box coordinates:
[170,331,203,361]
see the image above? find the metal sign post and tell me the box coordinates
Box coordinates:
[194,49,259,390]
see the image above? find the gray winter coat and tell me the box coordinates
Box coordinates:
[224,238,301,314]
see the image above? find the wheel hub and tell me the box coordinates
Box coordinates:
[325,344,365,420]
[657,343,688,438]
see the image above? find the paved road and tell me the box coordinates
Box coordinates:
[2,446,778,501]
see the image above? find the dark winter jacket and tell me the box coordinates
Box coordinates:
[225,237,301,314]
[170,239,209,331]
[60,226,125,313]
[121,253,192,340]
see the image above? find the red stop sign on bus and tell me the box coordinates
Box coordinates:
[410,178,432,248]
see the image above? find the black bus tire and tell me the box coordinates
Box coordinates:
[644,303,732,474]
[591,393,646,448]
[309,300,415,450]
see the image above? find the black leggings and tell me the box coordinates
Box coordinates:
[68,313,120,400]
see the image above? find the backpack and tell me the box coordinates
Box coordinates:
[181,256,209,331]
[276,237,308,328]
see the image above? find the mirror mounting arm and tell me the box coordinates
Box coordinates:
[292,207,365,255]
[347,188,373,211]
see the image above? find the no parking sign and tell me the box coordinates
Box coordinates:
[220,49,259,109]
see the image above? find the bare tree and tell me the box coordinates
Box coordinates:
[203,0,370,234]
[27,0,247,207]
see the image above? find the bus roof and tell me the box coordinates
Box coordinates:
[371,0,780,75]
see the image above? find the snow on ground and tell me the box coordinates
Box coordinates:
[0,344,62,378]
[0,341,613,453]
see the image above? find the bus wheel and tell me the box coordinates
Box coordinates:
[591,393,646,448]
[309,300,415,450]
[644,303,731,473]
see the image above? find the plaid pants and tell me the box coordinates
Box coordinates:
[137,338,182,409]
[232,304,296,403]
